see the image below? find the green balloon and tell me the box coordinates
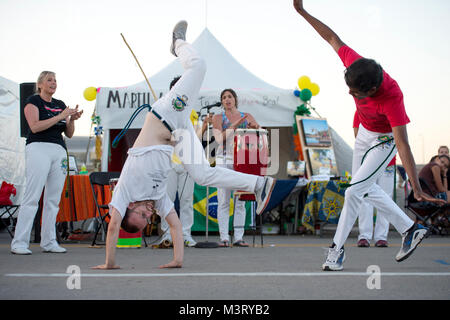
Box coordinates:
[300,88,312,101]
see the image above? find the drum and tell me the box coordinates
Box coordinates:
[233,129,269,176]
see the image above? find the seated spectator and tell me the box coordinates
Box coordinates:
[438,146,450,190]
[419,155,450,202]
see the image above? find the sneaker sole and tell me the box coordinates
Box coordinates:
[11,251,32,255]
[395,229,429,262]
[322,265,343,271]
[170,21,188,56]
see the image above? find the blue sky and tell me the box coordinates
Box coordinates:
[1,0,449,164]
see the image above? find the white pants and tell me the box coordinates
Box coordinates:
[11,142,67,250]
[333,125,413,250]
[162,163,195,239]
[357,165,394,242]
[174,123,259,194]
[216,156,246,242]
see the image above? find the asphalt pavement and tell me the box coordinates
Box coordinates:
[1,229,449,302]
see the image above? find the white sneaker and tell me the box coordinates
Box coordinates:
[170,20,188,57]
[11,247,32,255]
[184,236,197,247]
[255,177,276,215]
[322,246,345,271]
[43,245,67,253]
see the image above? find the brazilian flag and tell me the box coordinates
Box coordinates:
[192,183,253,232]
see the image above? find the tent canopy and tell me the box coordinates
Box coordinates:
[95,28,299,130]
[0,76,26,205]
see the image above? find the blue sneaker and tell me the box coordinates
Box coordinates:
[395,223,429,262]
[255,177,276,215]
[322,246,345,271]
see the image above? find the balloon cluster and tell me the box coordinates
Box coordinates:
[292,75,321,161]
[83,87,98,101]
[293,75,320,102]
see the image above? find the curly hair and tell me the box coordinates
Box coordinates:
[344,58,383,93]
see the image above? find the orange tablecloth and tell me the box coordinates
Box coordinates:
[57,175,111,222]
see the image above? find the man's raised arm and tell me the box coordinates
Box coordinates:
[293,0,346,53]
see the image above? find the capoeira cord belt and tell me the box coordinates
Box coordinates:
[339,137,395,189]
[112,104,173,148]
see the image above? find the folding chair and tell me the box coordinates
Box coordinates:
[0,204,19,238]
[89,171,120,246]
[232,191,263,247]
[404,176,449,235]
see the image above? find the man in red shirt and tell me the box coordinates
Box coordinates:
[293,0,446,271]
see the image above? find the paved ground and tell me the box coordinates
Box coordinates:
[1,228,449,304]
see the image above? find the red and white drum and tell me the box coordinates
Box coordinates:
[233,128,269,176]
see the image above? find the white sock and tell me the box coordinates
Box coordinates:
[255,176,265,192]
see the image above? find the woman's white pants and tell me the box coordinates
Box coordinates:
[11,142,67,250]
[215,156,247,242]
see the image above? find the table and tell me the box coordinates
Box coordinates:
[57,175,98,222]
[301,179,347,232]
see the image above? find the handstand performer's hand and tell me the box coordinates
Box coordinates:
[91,264,121,270]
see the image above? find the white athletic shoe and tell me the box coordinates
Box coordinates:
[11,247,32,255]
[184,235,197,247]
[42,245,67,253]
[322,246,345,271]
[255,177,276,215]
[170,20,188,57]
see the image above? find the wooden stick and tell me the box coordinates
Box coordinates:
[120,33,158,101]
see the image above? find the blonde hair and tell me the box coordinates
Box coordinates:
[36,71,56,94]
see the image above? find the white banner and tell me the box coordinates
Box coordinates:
[95,87,299,130]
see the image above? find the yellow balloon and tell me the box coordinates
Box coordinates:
[310,83,320,96]
[297,76,311,90]
[83,87,97,101]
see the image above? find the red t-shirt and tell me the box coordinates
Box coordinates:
[353,111,396,166]
[339,45,410,133]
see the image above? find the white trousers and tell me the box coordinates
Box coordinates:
[11,142,67,250]
[357,165,394,242]
[162,163,195,239]
[216,156,246,242]
[333,125,413,250]
[174,123,259,195]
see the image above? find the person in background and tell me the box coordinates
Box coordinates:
[212,88,260,247]
[438,146,450,190]
[11,71,83,255]
[419,154,450,202]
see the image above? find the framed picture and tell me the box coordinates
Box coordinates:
[295,116,340,179]
[287,161,306,177]
[306,148,338,177]
[298,117,332,147]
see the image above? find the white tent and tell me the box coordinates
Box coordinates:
[95,28,352,177]
[0,76,26,206]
